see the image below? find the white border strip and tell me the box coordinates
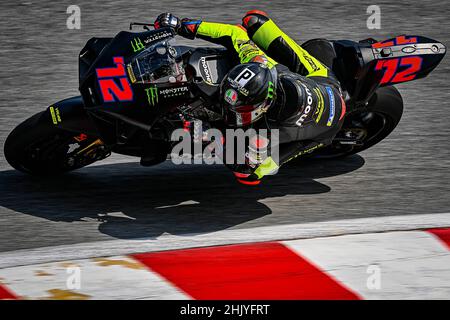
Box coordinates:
[1,212,449,269]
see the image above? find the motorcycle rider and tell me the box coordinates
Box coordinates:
[154,11,346,185]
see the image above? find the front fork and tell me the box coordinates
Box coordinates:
[65,133,111,168]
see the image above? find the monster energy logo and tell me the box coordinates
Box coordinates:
[145,87,158,106]
[131,38,144,53]
[267,81,275,99]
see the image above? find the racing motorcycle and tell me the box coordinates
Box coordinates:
[4,23,446,175]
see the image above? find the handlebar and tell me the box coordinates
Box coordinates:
[129,22,155,31]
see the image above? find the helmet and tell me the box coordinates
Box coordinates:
[220,62,276,127]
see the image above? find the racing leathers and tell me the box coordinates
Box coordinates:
[160,11,346,184]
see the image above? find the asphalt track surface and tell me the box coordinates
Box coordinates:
[0,1,449,254]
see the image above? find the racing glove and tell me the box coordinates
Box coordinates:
[154,13,202,40]
[154,12,181,31]
[177,18,202,39]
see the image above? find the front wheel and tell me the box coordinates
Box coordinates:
[312,86,404,159]
[4,111,110,175]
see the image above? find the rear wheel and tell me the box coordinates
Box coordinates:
[312,86,403,159]
[4,111,110,175]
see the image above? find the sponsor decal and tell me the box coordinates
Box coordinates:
[96,56,134,103]
[227,77,249,96]
[143,31,172,45]
[127,65,136,83]
[67,143,80,154]
[131,38,145,53]
[145,86,158,106]
[160,86,189,98]
[239,87,249,96]
[313,88,325,123]
[295,84,313,127]
[235,68,256,88]
[267,81,275,100]
[199,57,213,84]
[225,89,238,106]
[303,54,320,72]
[49,106,62,125]
[374,56,423,85]
[402,46,416,54]
[326,86,335,126]
[74,133,88,142]
[372,35,418,49]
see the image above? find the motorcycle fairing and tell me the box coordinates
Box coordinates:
[371,35,446,86]
[304,35,446,106]
[43,96,100,136]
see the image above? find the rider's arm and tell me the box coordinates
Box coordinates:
[179,19,277,66]
[241,11,329,78]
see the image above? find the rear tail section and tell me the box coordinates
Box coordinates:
[372,35,446,86]
[301,35,445,159]
[328,35,446,105]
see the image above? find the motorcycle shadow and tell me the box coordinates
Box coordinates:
[0,155,365,240]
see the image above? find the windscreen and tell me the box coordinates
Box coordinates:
[127,39,187,84]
